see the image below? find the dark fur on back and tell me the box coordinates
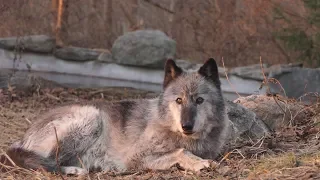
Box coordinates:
[107,101,137,130]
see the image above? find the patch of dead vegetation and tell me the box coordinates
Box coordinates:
[0,87,319,180]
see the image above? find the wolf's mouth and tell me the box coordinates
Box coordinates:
[183,130,194,135]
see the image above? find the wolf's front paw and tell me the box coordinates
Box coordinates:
[61,166,88,175]
[178,150,211,172]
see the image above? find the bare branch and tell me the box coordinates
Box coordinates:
[143,0,174,14]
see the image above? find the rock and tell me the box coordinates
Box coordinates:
[0,69,64,93]
[234,95,312,131]
[111,30,176,68]
[229,64,269,81]
[0,35,55,53]
[228,62,304,81]
[268,66,319,103]
[176,59,227,77]
[267,63,303,78]
[54,46,101,61]
[226,100,270,141]
[175,59,202,70]
[97,51,113,62]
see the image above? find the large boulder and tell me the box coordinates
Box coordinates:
[226,100,270,142]
[111,30,176,68]
[268,67,320,103]
[0,35,55,53]
[54,46,102,61]
[234,95,313,131]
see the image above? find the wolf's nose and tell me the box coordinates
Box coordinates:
[182,124,193,132]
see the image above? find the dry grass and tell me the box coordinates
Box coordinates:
[0,86,320,179]
[245,151,320,179]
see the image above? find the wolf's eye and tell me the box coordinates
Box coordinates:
[196,97,204,104]
[176,98,182,104]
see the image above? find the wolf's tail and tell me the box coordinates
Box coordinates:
[0,147,57,173]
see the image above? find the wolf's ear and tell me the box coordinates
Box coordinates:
[198,58,221,88]
[163,59,183,89]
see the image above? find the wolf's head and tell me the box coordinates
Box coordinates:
[158,58,225,139]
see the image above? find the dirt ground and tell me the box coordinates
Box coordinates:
[0,87,319,180]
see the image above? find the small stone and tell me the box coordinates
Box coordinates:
[54,46,101,61]
[98,51,114,63]
[0,35,55,53]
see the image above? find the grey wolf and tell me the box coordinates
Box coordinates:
[4,58,229,175]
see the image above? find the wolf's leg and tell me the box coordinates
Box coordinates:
[142,148,211,172]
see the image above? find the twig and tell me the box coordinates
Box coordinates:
[0,150,17,167]
[260,57,293,124]
[0,150,36,178]
[252,150,267,159]
[267,78,288,98]
[77,155,91,180]
[143,0,174,14]
[297,92,319,103]
[24,118,32,125]
[251,135,266,148]
[46,93,61,101]
[291,103,320,123]
[260,56,268,82]
[108,171,142,177]
[0,161,35,176]
[272,95,286,117]
[53,126,65,180]
[231,149,246,159]
[88,89,109,97]
[222,57,242,98]
[218,148,245,167]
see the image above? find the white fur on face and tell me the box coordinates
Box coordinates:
[168,102,183,133]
